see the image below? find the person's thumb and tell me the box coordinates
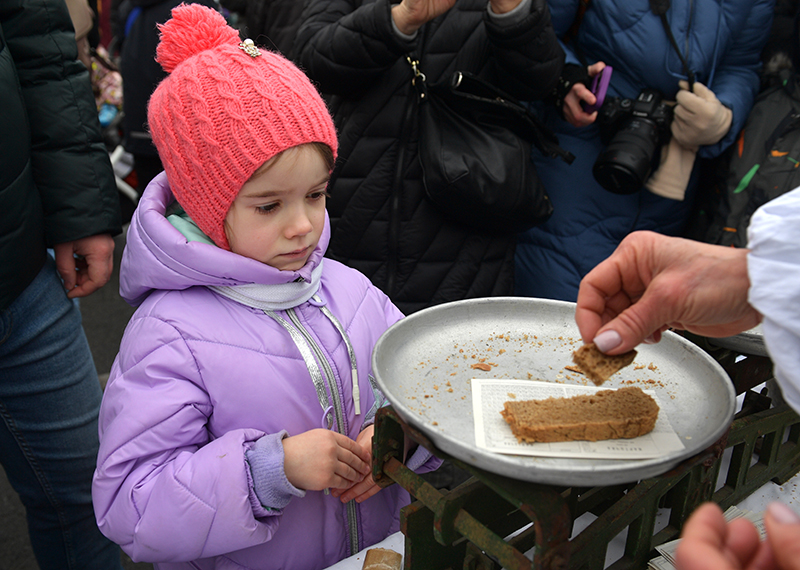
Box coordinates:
[691,81,717,102]
[764,502,800,570]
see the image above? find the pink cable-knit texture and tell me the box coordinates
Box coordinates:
[147,3,338,249]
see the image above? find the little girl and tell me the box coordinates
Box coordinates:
[91,5,438,569]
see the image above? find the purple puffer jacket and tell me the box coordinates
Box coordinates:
[92,173,439,569]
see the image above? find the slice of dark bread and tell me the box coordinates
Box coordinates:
[362,548,402,570]
[572,343,637,385]
[501,386,659,443]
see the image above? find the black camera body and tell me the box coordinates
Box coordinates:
[593,89,673,195]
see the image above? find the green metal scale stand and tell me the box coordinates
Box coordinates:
[371,345,800,570]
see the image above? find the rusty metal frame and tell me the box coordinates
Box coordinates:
[374,397,800,570]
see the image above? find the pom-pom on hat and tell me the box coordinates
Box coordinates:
[147,4,337,250]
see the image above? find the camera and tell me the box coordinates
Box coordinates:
[592,89,673,195]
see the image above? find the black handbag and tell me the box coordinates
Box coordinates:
[409,55,574,234]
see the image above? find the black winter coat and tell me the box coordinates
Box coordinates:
[296,0,563,315]
[218,0,303,57]
[117,0,216,158]
[0,0,121,311]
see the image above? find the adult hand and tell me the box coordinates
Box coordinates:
[53,234,115,299]
[563,62,606,128]
[672,81,732,148]
[331,425,383,503]
[392,0,457,35]
[282,429,371,491]
[575,231,761,355]
[675,503,765,570]
[675,502,800,570]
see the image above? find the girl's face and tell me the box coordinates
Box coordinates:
[224,144,329,271]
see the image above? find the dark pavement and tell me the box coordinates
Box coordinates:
[0,230,151,569]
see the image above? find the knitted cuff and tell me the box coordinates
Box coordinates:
[406,444,442,472]
[549,64,590,117]
[245,432,305,512]
[645,138,697,201]
[487,0,532,23]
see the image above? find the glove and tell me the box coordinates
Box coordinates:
[671,81,732,148]
[645,137,697,201]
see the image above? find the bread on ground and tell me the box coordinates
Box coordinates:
[500,386,659,443]
[572,342,637,385]
[362,548,402,570]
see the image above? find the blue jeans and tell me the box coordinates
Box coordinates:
[0,258,122,569]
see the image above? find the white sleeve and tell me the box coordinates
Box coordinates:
[747,186,800,414]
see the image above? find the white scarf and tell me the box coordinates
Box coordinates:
[209,261,324,311]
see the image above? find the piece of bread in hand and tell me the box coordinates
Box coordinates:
[362,547,402,570]
[572,342,637,385]
[501,386,659,443]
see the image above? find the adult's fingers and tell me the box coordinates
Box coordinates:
[66,235,115,298]
[564,84,597,128]
[764,502,800,570]
[69,253,112,298]
[723,517,762,568]
[675,503,737,570]
[53,243,78,292]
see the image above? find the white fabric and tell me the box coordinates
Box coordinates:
[210,261,324,311]
[747,186,800,414]
[645,137,697,201]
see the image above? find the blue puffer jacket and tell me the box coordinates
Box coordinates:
[515,0,774,301]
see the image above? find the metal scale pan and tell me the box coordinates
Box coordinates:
[372,297,736,487]
[707,324,768,357]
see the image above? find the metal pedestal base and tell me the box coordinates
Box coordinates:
[374,393,800,570]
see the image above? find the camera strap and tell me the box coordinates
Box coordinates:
[649,0,696,91]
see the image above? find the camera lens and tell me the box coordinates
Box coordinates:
[593,117,660,195]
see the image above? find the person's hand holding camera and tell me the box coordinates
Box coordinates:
[672,81,732,149]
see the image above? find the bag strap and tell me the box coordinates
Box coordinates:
[406,55,575,164]
[448,72,575,163]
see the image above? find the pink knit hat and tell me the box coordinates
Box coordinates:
[147,4,338,249]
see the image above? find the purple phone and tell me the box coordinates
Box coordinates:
[582,66,612,113]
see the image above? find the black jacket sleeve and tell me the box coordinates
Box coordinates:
[5,0,122,246]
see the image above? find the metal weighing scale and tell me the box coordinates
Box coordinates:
[369,298,800,570]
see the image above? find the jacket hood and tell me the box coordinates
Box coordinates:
[120,172,330,306]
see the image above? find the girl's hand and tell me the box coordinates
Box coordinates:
[282,429,371,491]
[392,0,457,35]
[563,61,606,128]
[331,425,383,503]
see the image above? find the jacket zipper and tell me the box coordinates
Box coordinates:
[284,308,361,556]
